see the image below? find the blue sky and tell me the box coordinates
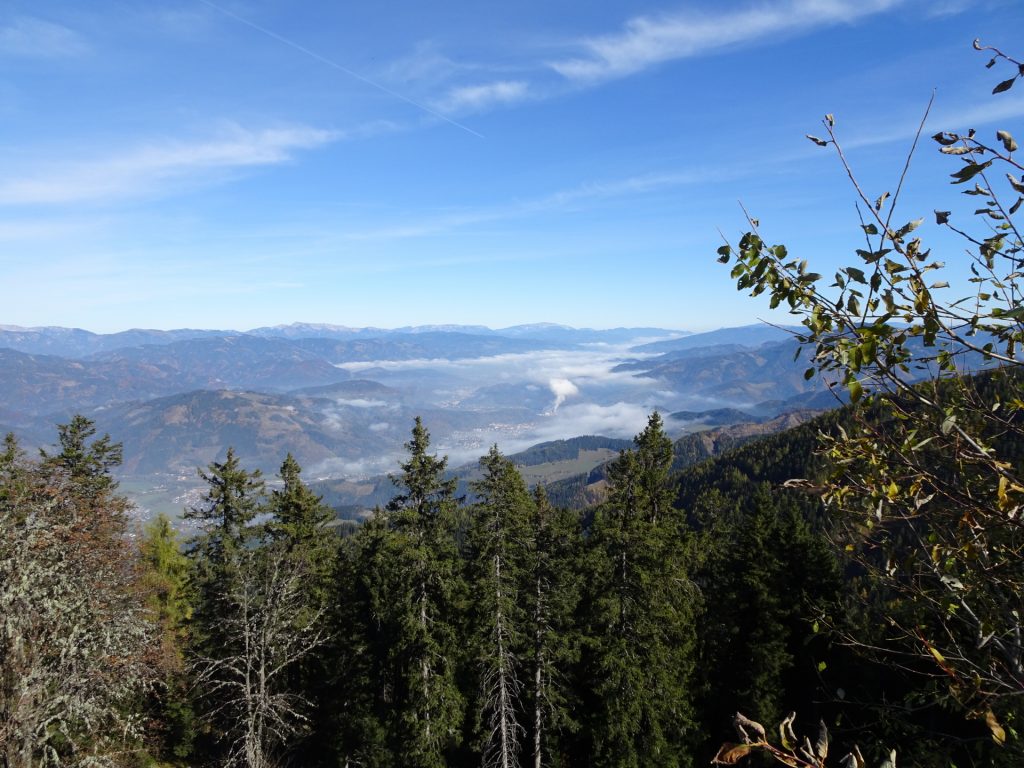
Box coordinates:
[2,0,1023,332]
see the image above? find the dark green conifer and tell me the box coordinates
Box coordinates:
[265,452,336,599]
[380,418,465,767]
[467,447,533,768]
[585,412,698,768]
[328,515,395,768]
[40,414,123,500]
[263,453,337,765]
[526,485,581,768]
[183,447,265,757]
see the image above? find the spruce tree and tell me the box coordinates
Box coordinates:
[328,515,394,768]
[381,418,465,767]
[264,453,336,606]
[183,447,265,759]
[692,485,792,738]
[40,414,123,501]
[467,447,532,768]
[526,486,581,768]
[585,412,698,768]
[263,453,337,765]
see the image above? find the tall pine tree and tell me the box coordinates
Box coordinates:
[584,412,698,768]
[526,486,581,768]
[467,447,533,768]
[380,418,466,767]
[183,447,265,759]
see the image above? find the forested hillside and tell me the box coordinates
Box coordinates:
[3,393,1019,767]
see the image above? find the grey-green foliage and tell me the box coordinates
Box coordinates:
[0,431,153,768]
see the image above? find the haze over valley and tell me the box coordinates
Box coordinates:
[0,320,829,516]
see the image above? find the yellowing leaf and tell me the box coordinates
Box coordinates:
[985,710,1006,745]
[713,743,754,764]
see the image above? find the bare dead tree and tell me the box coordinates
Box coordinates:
[190,546,327,768]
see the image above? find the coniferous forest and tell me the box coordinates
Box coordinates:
[2,396,1022,767]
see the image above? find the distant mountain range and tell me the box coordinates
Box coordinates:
[618,338,820,403]
[0,323,690,358]
[0,321,843,518]
[630,324,800,353]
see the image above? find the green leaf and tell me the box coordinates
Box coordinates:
[806,134,828,147]
[950,160,993,184]
[875,191,890,211]
[935,210,951,225]
[932,132,958,146]
[846,267,867,283]
[848,379,863,403]
[895,219,923,238]
[856,248,891,264]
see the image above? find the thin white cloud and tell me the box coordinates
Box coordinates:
[840,93,1024,150]
[383,41,466,86]
[550,0,904,82]
[345,166,722,241]
[0,126,338,206]
[434,80,530,114]
[0,16,89,58]
[923,0,974,17]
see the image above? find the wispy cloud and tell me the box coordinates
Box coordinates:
[0,16,89,58]
[382,41,468,87]
[345,166,737,241]
[434,80,530,114]
[550,0,904,82]
[837,93,1024,150]
[0,125,338,206]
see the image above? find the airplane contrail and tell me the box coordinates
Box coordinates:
[196,0,485,139]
